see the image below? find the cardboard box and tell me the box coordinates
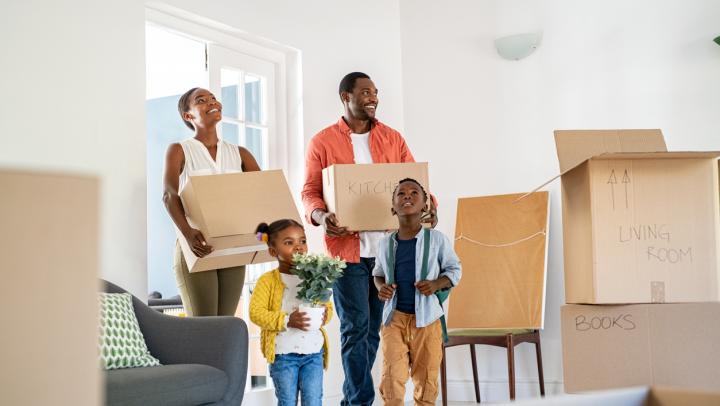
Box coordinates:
[552,129,720,303]
[178,170,301,272]
[1,170,100,405]
[493,386,720,406]
[561,303,720,393]
[322,163,429,231]
[450,191,550,329]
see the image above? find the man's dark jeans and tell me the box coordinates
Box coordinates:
[333,257,383,406]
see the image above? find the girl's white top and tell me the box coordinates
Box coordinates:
[275,273,324,354]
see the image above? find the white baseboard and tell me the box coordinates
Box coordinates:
[442,379,565,403]
[319,380,564,405]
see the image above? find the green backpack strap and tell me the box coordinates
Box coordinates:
[386,232,397,285]
[419,228,450,343]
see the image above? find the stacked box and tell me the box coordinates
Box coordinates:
[551,130,720,392]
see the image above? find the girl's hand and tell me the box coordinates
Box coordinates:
[378,283,397,301]
[415,280,439,296]
[288,310,310,331]
[322,309,328,325]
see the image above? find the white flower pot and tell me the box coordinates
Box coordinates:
[299,304,325,330]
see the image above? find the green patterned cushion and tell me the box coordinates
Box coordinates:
[98,293,160,370]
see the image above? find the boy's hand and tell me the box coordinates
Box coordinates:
[415,280,440,296]
[378,283,397,301]
[288,310,310,331]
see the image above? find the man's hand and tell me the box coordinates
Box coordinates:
[378,283,397,301]
[421,198,438,228]
[183,228,213,257]
[288,309,310,331]
[313,209,351,237]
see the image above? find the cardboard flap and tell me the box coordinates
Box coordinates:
[450,191,550,329]
[592,151,720,160]
[186,170,301,238]
[554,130,667,173]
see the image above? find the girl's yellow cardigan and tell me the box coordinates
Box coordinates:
[249,269,333,369]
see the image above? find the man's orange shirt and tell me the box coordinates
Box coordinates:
[301,117,415,263]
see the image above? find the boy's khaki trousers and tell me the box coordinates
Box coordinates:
[380,311,443,406]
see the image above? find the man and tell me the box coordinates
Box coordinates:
[301,72,436,405]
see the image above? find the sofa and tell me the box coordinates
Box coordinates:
[101,280,248,406]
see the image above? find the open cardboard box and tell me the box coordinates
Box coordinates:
[561,302,720,393]
[540,129,720,304]
[322,162,429,231]
[493,386,720,406]
[177,169,301,273]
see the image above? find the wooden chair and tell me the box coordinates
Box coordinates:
[440,329,545,405]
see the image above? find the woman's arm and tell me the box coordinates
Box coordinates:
[239,147,261,172]
[162,143,212,257]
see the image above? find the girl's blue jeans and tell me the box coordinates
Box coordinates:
[269,351,323,406]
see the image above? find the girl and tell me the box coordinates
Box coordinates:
[162,87,261,316]
[372,178,462,406]
[250,219,333,406]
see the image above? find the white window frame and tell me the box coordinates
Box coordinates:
[145,5,304,402]
[145,4,304,189]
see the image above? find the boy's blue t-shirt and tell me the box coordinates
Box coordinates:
[394,238,417,314]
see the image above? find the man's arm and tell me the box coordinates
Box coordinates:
[301,137,329,226]
[301,136,350,236]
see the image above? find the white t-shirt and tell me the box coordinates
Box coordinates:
[351,132,387,258]
[275,273,324,355]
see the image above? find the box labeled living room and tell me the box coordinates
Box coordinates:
[552,129,720,304]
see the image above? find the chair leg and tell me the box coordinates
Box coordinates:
[535,336,545,397]
[441,344,448,406]
[506,335,516,400]
[470,344,481,403]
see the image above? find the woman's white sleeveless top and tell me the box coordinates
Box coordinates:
[179,138,243,192]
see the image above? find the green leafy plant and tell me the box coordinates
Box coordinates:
[292,253,346,306]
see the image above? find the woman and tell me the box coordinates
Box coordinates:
[163,87,261,316]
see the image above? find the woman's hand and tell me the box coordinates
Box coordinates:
[288,309,310,331]
[183,228,213,257]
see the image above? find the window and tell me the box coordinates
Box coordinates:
[145,10,300,399]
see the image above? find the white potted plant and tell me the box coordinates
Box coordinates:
[292,252,346,330]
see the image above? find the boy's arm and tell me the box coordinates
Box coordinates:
[375,276,396,301]
[437,232,462,287]
[249,278,287,332]
[372,240,395,300]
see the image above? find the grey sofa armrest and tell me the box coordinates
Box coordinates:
[101,280,248,405]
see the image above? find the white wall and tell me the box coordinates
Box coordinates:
[1,0,147,297]
[399,0,720,401]
[152,0,406,403]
